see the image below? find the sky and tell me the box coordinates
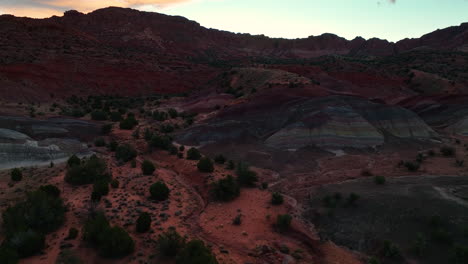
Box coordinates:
[0,0,468,42]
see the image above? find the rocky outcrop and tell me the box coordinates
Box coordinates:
[0,116,96,169]
[177,95,438,150]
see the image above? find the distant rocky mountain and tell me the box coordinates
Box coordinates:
[0,7,467,100]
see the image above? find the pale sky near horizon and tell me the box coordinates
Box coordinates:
[1,0,468,42]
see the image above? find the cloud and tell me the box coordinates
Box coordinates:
[388,0,396,3]
[0,0,192,18]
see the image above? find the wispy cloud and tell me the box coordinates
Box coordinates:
[0,0,193,18]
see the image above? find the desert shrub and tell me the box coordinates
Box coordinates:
[431,228,453,244]
[410,233,427,257]
[119,115,138,130]
[65,155,109,185]
[175,240,218,264]
[141,160,156,175]
[91,110,107,121]
[346,193,360,206]
[382,240,402,260]
[94,138,106,147]
[136,212,151,233]
[441,146,456,157]
[107,141,118,152]
[3,190,66,236]
[109,112,122,122]
[211,175,240,202]
[39,185,60,198]
[404,161,420,172]
[236,162,258,187]
[168,108,178,119]
[153,111,168,121]
[374,175,386,185]
[67,155,81,167]
[186,147,201,160]
[453,245,468,264]
[179,145,185,151]
[149,134,172,150]
[226,160,235,170]
[261,182,269,190]
[232,214,242,225]
[361,169,373,176]
[101,124,112,135]
[93,181,109,197]
[55,249,82,264]
[214,155,226,164]
[131,159,137,168]
[0,246,19,264]
[368,257,380,264]
[160,124,174,134]
[83,213,109,245]
[150,181,170,201]
[110,179,119,188]
[98,226,135,258]
[157,228,185,257]
[144,128,153,141]
[2,189,65,258]
[456,159,464,167]
[115,144,137,163]
[67,228,79,240]
[169,145,178,155]
[6,230,45,258]
[10,168,22,182]
[197,157,214,173]
[271,192,284,205]
[275,214,292,233]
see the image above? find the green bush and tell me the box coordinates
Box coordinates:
[214,155,226,164]
[91,110,108,121]
[142,160,156,175]
[275,214,292,233]
[404,161,420,172]
[211,175,240,202]
[175,240,218,264]
[197,157,214,173]
[6,230,45,258]
[382,240,402,260]
[10,168,22,182]
[101,124,112,135]
[153,111,168,121]
[93,181,109,197]
[157,228,185,257]
[232,214,242,225]
[0,246,19,264]
[168,108,178,119]
[226,160,235,170]
[94,138,106,147]
[98,226,135,258]
[65,155,109,185]
[39,185,60,198]
[110,179,119,189]
[374,175,386,185]
[187,148,201,160]
[109,112,122,122]
[150,181,170,201]
[67,228,79,240]
[67,155,81,167]
[107,141,118,152]
[2,189,65,258]
[236,162,258,187]
[346,193,360,206]
[119,115,138,130]
[136,212,151,233]
[271,192,284,205]
[149,134,172,150]
[115,144,137,163]
[441,146,456,157]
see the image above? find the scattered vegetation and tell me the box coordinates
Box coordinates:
[10,168,22,182]
[115,144,137,163]
[236,162,258,187]
[136,212,151,233]
[186,147,201,160]
[271,192,284,205]
[276,214,292,233]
